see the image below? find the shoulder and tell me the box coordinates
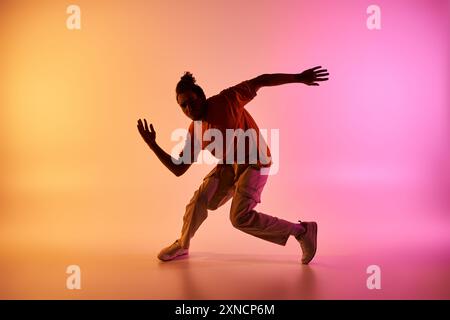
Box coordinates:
[220,80,256,96]
[217,80,258,105]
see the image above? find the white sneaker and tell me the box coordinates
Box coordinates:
[157,240,189,261]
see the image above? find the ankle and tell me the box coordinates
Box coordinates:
[291,223,306,238]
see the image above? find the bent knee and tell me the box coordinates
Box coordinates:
[206,202,219,211]
[230,211,251,228]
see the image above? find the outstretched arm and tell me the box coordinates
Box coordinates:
[137,119,191,177]
[248,66,329,92]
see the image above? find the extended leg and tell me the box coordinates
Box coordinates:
[229,166,297,246]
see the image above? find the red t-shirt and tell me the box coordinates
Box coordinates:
[179,80,271,167]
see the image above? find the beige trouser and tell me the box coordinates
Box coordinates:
[179,164,295,249]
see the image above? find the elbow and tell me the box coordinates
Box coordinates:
[172,162,190,177]
[249,74,269,93]
[173,166,187,177]
[174,170,183,177]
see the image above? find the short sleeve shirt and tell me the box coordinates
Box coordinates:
[179,81,271,167]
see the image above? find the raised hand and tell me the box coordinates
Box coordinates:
[137,118,156,147]
[296,66,329,86]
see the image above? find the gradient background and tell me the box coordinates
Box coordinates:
[0,0,449,299]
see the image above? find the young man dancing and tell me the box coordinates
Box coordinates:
[137,66,329,264]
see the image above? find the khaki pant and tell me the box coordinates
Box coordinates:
[179,164,295,249]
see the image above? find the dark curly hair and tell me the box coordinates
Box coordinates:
[175,71,206,101]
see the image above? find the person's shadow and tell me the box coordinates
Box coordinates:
[157,252,319,299]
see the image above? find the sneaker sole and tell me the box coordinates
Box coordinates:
[158,250,189,262]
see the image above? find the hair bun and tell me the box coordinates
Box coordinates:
[180,71,196,84]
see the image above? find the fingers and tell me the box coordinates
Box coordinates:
[301,66,330,86]
[314,68,329,82]
[310,66,327,73]
[137,119,148,137]
[137,119,143,132]
[137,118,156,136]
